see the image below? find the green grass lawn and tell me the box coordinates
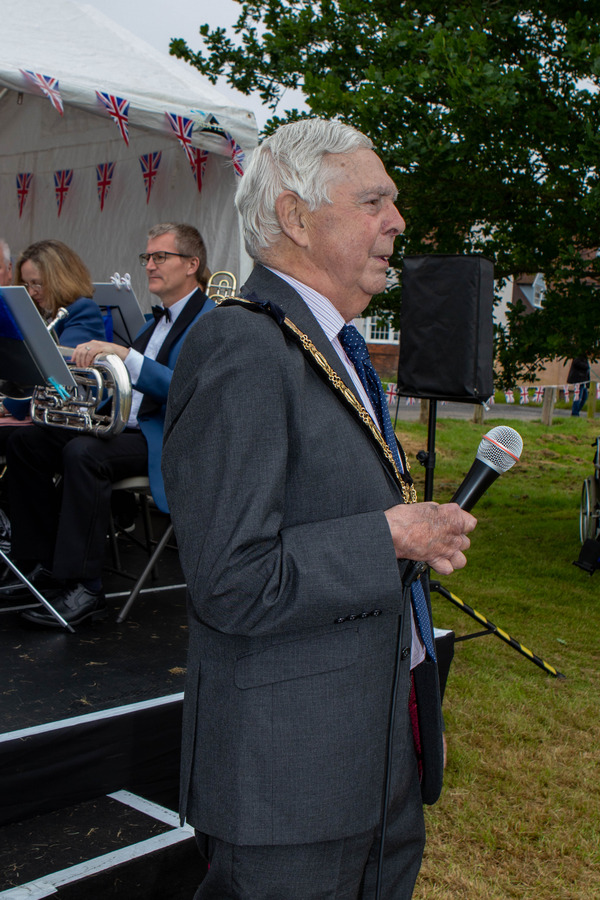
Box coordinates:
[395,415,600,899]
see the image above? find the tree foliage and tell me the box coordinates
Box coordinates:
[171,1,600,385]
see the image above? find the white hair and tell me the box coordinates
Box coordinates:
[0,239,10,267]
[235,118,373,260]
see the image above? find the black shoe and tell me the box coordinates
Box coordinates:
[21,583,107,628]
[0,564,62,600]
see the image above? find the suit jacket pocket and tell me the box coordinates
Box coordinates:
[234,628,359,689]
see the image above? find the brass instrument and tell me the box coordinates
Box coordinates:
[2,302,132,437]
[31,349,132,438]
[207,271,237,304]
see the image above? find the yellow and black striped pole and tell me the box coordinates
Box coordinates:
[430,581,566,679]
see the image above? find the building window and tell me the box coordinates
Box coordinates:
[365,317,399,344]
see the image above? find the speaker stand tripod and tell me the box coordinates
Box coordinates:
[412,399,565,679]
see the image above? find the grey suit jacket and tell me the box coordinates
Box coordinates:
[162,265,443,846]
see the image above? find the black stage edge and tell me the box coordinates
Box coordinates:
[0,513,189,825]
[0,693,184,826]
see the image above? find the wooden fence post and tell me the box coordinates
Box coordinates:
[541,387,556,426]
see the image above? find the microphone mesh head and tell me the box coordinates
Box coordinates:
[476,425,523,474]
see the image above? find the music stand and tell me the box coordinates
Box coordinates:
[92,282,145,346]
[0,287,77,631]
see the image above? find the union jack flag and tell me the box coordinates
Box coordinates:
[96,92,130,145]
[188,148,209,192]
[96,162,115,211]
[139,152,162,204]
[573,383,581,401]
[16,172,33,218]
[165,112,195,162]
[386,383,397,404]
[54,169,73,216]
[224,131,245,177]
[563,384,570,402]
[21,70,64,115]
[505,390,514,404]
[406,396,415,406]
[533,386,545,403]
[519,386,529,404]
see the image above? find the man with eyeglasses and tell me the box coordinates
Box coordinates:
[5,223,216,627]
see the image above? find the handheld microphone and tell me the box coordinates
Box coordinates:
[451,425,523,512]
[404,425,523,584]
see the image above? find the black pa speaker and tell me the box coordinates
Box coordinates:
[397,255,494,403]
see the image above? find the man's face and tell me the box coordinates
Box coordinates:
[301,148,405,321]
[0,255,12,286]
[144,231,198,306]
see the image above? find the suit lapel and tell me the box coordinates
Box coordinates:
[132,289,210,358]
[242,266,361,403]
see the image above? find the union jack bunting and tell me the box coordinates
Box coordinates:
[573,384,581,401]
[406,396,415,406]
[225,131,245,177]
[96,162,115,212]
[533,386,545,403]
[96,92,130,145]
[597,383,600,400]
[21,70,64,115]
[165,112,195,162]
[188,147,209,192]
[139,152,162,203]
[563,385,570,402]
[519,386,529,404]
[505,390,514,404]
[54,169,73,216]
[386,383,397,404]
[16,172,33,218]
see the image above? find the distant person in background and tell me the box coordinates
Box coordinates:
[0,239,13,286]
[567,357,590,417]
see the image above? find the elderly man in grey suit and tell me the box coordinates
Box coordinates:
[162,118,477,899]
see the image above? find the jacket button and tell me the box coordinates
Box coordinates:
[401,647,410,660]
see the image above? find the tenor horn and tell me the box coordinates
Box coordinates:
[31,350,132,438]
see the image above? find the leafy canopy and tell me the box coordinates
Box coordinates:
[171,1,600,385]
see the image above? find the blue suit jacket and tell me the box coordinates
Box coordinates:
[132,289,215,513]
[3,296,106,420]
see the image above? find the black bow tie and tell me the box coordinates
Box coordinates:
[151,304,172,323]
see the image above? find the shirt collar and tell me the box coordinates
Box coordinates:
[265,267,352,339]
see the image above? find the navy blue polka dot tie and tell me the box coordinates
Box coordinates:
[338,324,403,473]
[338,323,436,661]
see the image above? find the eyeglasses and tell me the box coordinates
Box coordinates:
[139,251,193,267]
[22,281,44,291]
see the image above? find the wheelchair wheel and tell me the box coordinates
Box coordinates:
[580,476,599,543]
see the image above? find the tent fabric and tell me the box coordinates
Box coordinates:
[0,0,259,308]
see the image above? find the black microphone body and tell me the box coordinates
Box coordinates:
[450,457,501,512]
[404,426,523,585]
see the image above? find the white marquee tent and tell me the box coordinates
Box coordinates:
[0,0,259,308]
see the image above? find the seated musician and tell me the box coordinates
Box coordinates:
[4,223,215,627]
[0,239,106,432]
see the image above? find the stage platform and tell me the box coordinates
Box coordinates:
[0,512,207,898]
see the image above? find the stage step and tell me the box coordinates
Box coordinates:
[0,791,206,899]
